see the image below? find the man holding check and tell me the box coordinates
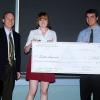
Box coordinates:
[77,9,100,100]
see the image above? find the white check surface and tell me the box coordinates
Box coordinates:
[31,42,100,74]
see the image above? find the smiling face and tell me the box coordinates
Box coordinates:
[86,13,98,27]
[36,12,49,29]
[3,13,14,30]
[38,17,48,28]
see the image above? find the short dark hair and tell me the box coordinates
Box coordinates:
[2,11,15,19]
[85,9,98,17]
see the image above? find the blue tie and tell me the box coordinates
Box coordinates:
[89,29,93,43]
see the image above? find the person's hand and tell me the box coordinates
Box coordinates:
[16,72,21,80]
[24,43,32,54]
[47,39,53,42]
[24,39,41,54]
[32,39,41,42]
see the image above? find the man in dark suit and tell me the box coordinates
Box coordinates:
[0,11,21,100]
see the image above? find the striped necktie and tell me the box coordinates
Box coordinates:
[8,33,14,66]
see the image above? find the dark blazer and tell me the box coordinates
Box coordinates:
[0,27,21,77]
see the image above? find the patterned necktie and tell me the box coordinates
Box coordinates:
[8,33,14,66]
[89,29,93,43]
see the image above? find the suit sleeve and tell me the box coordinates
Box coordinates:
[15,33,21,72]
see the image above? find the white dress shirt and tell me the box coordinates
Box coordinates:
[25,28,57,46]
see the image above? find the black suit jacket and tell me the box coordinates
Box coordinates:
[0,27,21,77]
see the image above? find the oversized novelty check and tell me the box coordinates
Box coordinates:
[31,42,100,74]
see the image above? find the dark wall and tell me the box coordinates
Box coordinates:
[20,0,100,72]
[0,0,15,27]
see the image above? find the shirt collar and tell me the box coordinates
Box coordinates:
[38,27,49,34]
[89,24,99,30]
[4,26,12,36]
